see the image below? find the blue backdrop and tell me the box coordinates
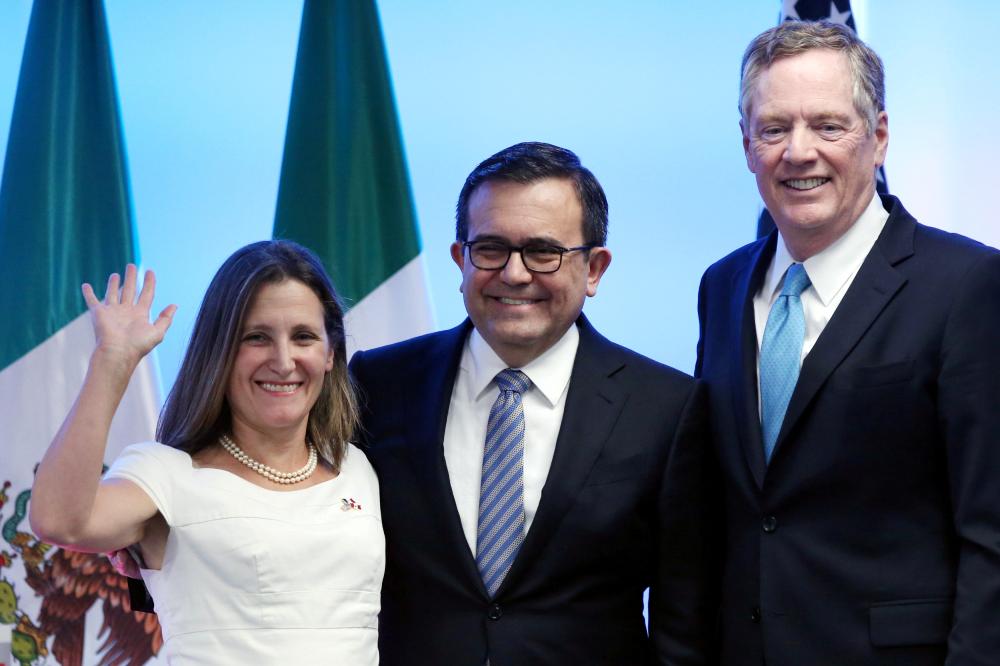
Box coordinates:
[1,0,997,391]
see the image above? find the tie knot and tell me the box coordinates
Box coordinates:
[495,369,531,395]
[781,263,811,298]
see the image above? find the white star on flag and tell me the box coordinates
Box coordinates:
[780,0,852,25]
[827,1,852,26]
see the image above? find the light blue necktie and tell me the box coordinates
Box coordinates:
[476,369,531,597]
[759,263,811,462]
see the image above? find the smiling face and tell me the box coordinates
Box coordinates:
[226,279,334,444]
[450,177,611,367]
[742,48,888,259]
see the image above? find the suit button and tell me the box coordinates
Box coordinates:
[488,603,502,620]
[751,606,761,623]
[762,515,777,533]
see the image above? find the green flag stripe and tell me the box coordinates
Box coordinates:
[273,0,420,309]
[0,0,136,372]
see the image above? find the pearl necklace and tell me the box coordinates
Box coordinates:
[219,434,318,485]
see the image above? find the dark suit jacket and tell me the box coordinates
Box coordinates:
[696,195,1000,665]
[349,315,717,666]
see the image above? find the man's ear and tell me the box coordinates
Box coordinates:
[450,242,467,292]
[585,247,612,297]
[741,119,756,173]
[450,241,465,270]
[873,111,889,167]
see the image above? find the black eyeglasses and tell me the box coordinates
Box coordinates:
[462,240,595,274]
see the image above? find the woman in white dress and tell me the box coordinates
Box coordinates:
[29,240,384,664]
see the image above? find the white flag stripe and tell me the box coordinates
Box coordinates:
[1,311,161,479]
[1,311,166,664]
[344,253,435,359]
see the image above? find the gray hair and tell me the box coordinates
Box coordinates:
[739,20,885,134]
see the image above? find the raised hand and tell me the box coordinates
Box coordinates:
[31,265,170,556]
[82,264,177,368]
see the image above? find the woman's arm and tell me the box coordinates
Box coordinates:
[29,264,176,552]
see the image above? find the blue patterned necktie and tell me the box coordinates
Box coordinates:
[759,263,811,462]
[476,368,531,597]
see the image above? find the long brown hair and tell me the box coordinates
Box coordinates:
[157,240,358,472]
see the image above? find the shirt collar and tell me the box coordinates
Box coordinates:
[762,193,889,304]
[466,324,580,407]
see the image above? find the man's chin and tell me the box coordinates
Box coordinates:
[770,204,836,232]
[488,323,543,347]
[480,322,547,358]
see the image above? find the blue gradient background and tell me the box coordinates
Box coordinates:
[1,1,997,391]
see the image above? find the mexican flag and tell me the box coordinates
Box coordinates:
[0,1,163,663]
[273,0,434,357]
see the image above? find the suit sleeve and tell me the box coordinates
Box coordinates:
[348,349,374,447]
[939,250,1000,664]
[648,380,721,665]
[347,348,366,385]
[694,271,708,379]
[694,270,709,379]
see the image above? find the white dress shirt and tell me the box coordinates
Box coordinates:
[754,194,889,404]
[443,325,579,555]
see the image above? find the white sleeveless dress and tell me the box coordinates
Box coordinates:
[105,441,384,665]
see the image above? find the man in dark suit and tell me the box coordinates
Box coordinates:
[696,21,1000,664]
[350,142,716,665]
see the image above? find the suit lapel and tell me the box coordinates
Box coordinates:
[405,321,488,592]
[770,196,915,460]
[499,316,626,593]
[732,236,775,489]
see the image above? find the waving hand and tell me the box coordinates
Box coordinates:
[82,264,176,367]
[30,264,176,553]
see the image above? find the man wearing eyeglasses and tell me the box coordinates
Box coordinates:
[350,142,717,665]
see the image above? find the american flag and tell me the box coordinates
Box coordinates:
[781,0,856,30]
[756,0,889,238]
